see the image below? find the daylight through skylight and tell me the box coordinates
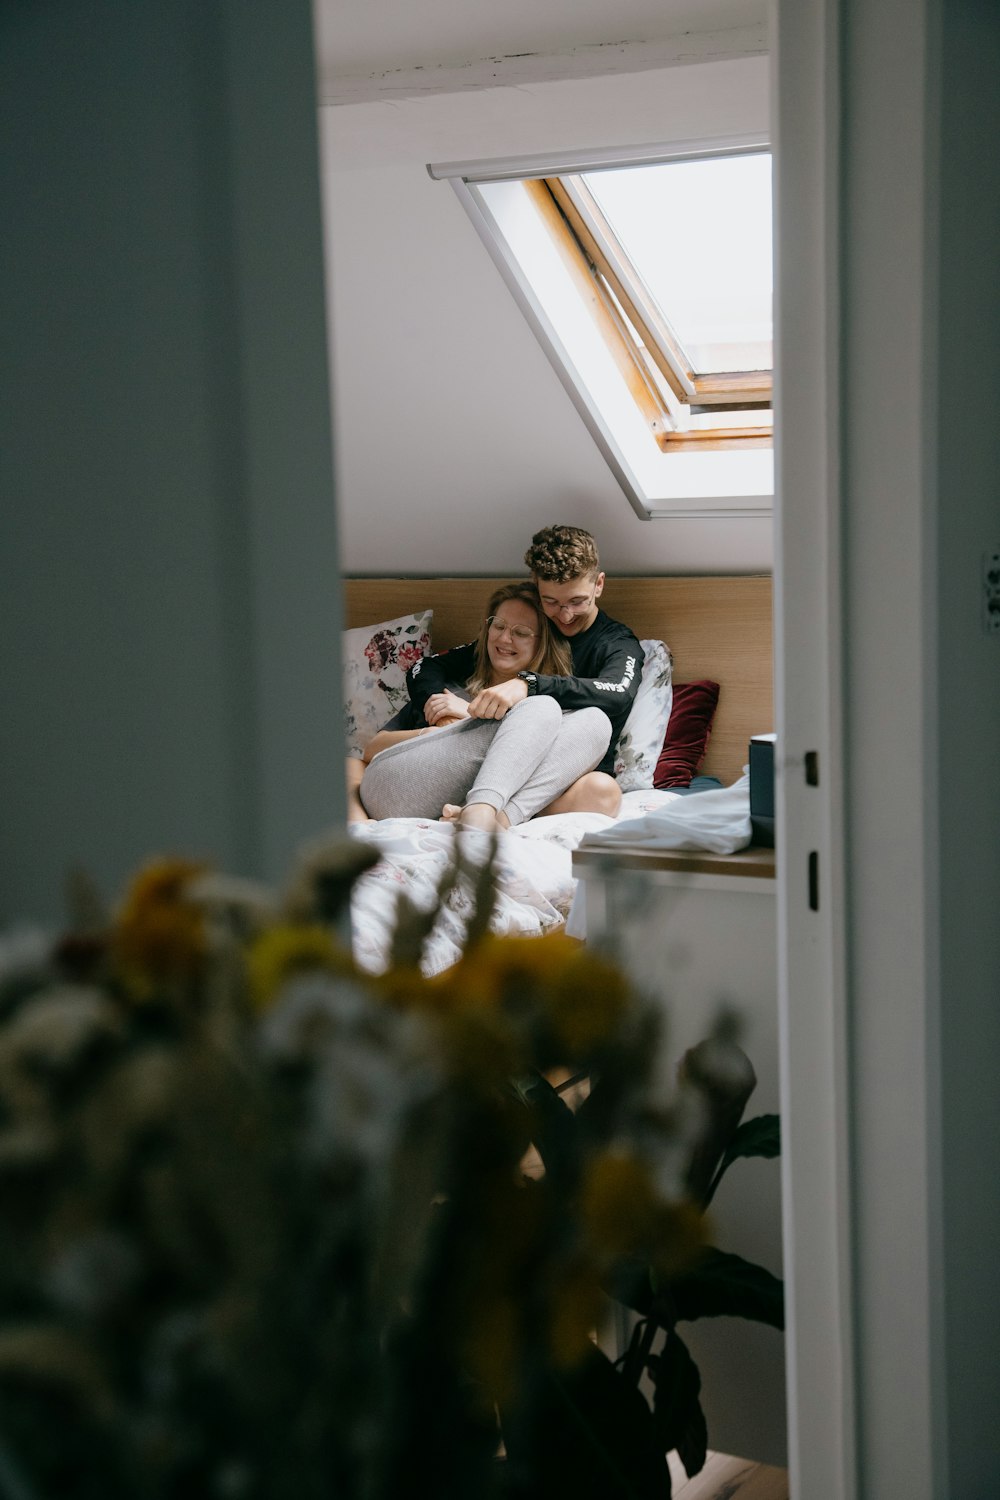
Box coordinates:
[435,141,775,518]
[582,153,772,376]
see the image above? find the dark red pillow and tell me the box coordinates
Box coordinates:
[653,680,721,788]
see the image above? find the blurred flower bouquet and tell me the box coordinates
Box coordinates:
[0,837,781,1499]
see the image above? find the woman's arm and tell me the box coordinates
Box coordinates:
[423,689,472,725]
[346,732,433,824]
[361,718,466,763]
[345,755,371,824]
[362,727,430,762]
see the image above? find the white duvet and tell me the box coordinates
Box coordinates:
[348,789,687,976]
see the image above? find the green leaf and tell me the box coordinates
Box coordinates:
[668,1248,785,1330]
[702,1113,780,1206]
[650,1329,708,1479]
[501,1345,671,1500]
[603,1255,655,1316]
[720,1113,780,1167]
[680,1037,757,1205]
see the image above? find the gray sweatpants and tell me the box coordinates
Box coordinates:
[359,697,611,825]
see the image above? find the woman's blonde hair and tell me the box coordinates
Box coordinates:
[466,581,572,695]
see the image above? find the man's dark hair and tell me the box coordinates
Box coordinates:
[524,525,601,583]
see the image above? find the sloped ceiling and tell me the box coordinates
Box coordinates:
[315,0,773,577]
[314,0,768,102]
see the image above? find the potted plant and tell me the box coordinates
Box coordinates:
[0,838,781,1498]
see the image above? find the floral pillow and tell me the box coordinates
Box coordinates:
[613,639,674,792]
[343,610,433,758]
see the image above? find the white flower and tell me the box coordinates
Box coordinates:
[46,1231,141,1319]
[0,926,52,992]
[0,985,119,1072]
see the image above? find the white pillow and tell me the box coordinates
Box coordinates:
[613,639,674,791]
[343,609,433,758]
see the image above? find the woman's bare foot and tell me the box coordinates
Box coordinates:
[461,803,508,832]
[440,801,510,832]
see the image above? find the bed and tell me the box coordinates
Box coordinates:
[342,576,773,975]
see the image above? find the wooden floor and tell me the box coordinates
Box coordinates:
[668,1450,789,1499]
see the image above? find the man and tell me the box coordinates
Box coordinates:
[409,525,642,817]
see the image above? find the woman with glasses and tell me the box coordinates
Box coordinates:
[352,582,612,832]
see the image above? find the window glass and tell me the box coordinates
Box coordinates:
[444,142,774,517]
[582,153,772,375]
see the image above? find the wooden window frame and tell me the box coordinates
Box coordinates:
[539,172,772,453]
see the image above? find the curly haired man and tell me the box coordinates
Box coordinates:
[406,525,643,819]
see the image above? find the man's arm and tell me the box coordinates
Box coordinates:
[406,642,477,721]
[532,639,643,721]
[464,627,644,740]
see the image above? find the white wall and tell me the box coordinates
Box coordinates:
[0,0,343,922]
[320,57,774,577]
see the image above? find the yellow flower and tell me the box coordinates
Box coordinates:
[580,1151,703,1274]
[377,932,637,1088]
[366,953,525,1091]
[546,1260,604,1369]
[581,1149,660,1259]
[374,962,447,1015]
[430,932,564,1015]
[461,1293,520,1405]
[456,1171,544,1401]
[539,946,632,1059]
[246,923,347,1011]
[437,932,631,1051]
[113,858,209,1000]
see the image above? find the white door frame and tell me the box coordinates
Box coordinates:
[773,0,957,1495]
[772,1,858,1493]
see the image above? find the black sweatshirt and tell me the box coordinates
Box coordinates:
[404,609,643,776]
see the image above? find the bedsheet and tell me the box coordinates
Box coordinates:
[348,790,683,977]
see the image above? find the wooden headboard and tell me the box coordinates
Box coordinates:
[343,577,773,787]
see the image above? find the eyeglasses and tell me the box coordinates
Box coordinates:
[487,616,538,643]
[539,586,598,618]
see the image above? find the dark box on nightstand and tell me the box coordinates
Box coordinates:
[749,733,776,847]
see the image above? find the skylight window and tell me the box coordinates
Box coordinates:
[430,142,774,519]
[581,155,773,376]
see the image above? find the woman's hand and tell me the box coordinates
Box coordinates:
[467,678,529,720]
[424,690,471,726]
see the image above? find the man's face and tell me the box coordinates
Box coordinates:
[533,570,605,637]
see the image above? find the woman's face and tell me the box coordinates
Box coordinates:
[486,597,542,679]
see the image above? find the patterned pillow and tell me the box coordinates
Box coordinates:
[613,639,674,791]
[343,610,433,758]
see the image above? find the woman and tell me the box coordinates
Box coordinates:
[351,582,613,832]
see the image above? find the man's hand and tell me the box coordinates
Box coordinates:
[468,677,529,720]
[424,689,471,726]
